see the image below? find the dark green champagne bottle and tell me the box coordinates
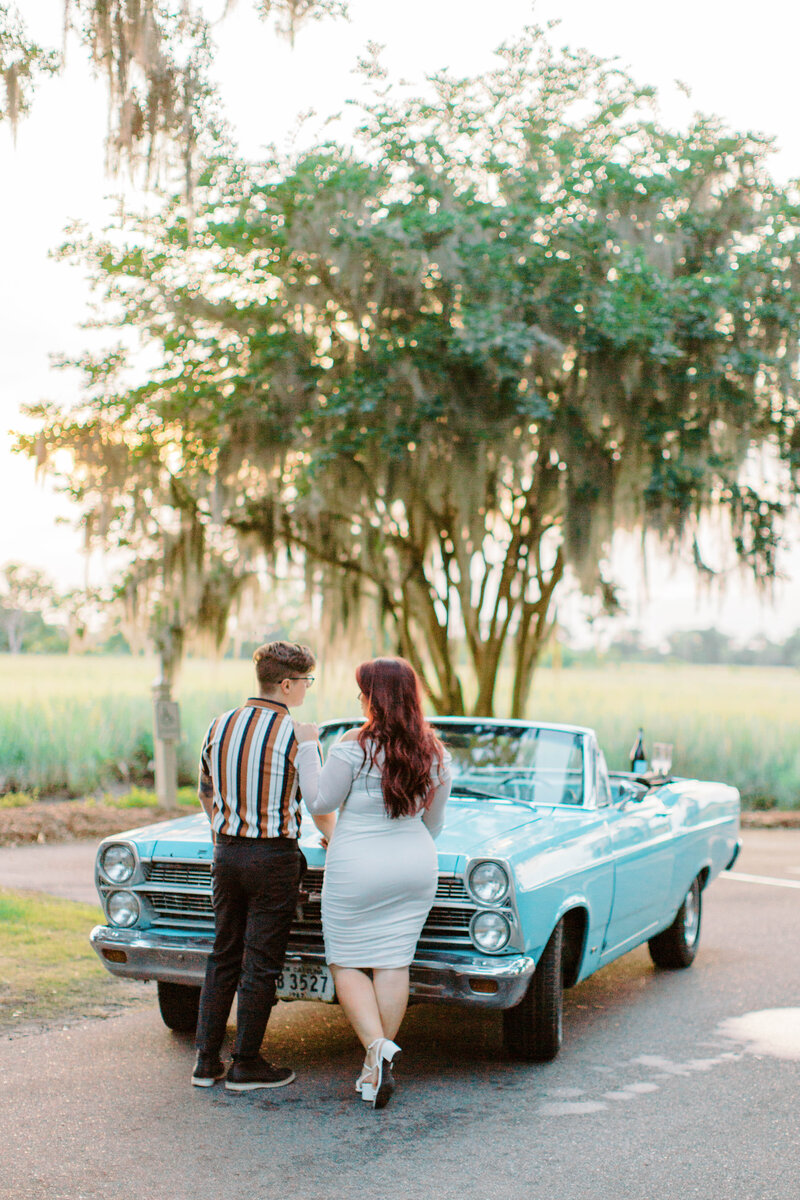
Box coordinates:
[630,728,647,774]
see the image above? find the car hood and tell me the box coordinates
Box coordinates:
[134,813,215,863]
[129,800,541,866]
[433,797,540,863]
[141,814,338,870]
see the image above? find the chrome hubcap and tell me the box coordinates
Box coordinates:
[683,885,700,946]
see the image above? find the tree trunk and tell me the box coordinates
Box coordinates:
[6,613,25,654]
[473,637,505,717]
[393,604,465,715]
[509,549,564,718]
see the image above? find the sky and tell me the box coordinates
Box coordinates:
[2,0,799,643]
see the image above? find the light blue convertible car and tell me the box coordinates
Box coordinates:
[91,718,740,1061]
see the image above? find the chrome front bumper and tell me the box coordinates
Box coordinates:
[90,926,535,1010]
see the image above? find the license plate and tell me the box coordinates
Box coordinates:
[275,964,335,1003]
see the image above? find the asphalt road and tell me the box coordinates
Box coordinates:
[1,833,799,1200]
[0,839,101,904]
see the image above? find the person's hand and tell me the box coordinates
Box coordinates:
[294,720,320,743]
[319,835,329,850]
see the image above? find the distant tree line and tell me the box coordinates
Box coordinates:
[562,626,800,669]
[0,563,119,654]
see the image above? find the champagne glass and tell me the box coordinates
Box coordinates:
[651,742,673,777]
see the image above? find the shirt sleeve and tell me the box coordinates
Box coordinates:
[422,750,452,839]
[300,740,361,815]
[197,722,215,812]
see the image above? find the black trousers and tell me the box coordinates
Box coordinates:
[195,834,304,1061]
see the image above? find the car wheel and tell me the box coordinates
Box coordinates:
[157,981,201,1033]
[503,919,563,1063]
[647,876,702,970]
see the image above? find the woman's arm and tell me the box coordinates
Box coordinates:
[421,769,452,839]
[311,810,336,842]
[293,742,338,837]
[294,736,322,792]
[296,742,358,815]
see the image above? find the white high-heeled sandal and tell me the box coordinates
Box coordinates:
[355,1060,375,1100]
[357,1038,401,1108]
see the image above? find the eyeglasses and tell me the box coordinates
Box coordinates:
[286,676,315,686]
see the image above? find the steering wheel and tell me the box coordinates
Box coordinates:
[560,785,581,806]
[497,773,581,805]
[495,773,552,804]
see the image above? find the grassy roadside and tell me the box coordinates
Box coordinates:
[0,887,150,1030]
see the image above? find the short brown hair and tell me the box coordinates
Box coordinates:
[253,641,316,689]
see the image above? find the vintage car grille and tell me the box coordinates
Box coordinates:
[302,868,468,904]
[140,859,479,947]
[145,861,212,888]
[142,890,212,919]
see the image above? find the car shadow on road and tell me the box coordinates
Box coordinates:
[172,944,713,1104]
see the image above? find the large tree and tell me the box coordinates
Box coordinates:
[22,29,800,713]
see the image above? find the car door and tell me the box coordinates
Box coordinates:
[600,778,674,961]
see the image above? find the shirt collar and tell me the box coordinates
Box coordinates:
[246,697,289,713]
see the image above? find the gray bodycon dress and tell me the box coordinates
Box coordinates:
[300,738,452,968]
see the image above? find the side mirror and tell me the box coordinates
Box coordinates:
[617,780,643,804]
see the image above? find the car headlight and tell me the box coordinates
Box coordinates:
[100,843,136,884]
[470,910,511,952]
[468,861,509,905]
[107,890,140,927]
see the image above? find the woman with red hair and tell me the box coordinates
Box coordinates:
[298,657,451,1109]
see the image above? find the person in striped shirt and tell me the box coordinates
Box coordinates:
[191,641,334,1091]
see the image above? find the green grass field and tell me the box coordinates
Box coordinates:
[0,888,149,1028]
[1,654,799,808]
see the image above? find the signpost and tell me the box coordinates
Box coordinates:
[152,678,180,806]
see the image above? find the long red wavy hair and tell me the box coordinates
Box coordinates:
[356,657,444,819]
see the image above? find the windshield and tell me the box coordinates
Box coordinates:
[439,724,584,806]
[319,721,586,807]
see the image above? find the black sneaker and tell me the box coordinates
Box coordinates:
[225,1056,296,1091]
[191,1052,226,1087]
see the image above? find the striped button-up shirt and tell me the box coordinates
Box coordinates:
[198,697,315,838]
